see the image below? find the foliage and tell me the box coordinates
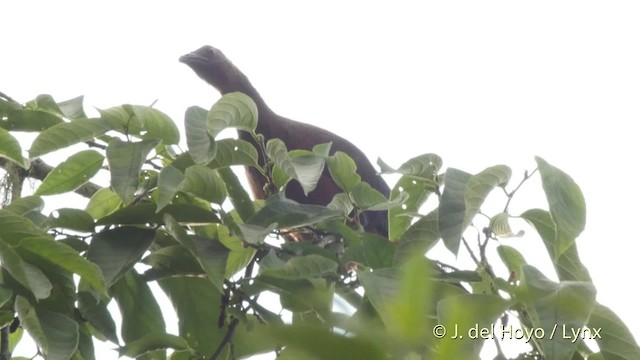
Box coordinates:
[0,92,638,360]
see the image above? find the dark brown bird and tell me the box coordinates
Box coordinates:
[180,45,390,236]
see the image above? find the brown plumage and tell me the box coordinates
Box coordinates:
[180,45,390,236]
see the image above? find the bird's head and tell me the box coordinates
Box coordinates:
[180,45,243,94]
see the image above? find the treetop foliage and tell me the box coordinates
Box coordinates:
[0,91,637,360]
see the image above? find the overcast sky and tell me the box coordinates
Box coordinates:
[3,1,639,358]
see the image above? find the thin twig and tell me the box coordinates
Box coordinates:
[209,317,240,360]
[502,168,538,212]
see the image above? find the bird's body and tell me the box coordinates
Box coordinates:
[180,45,390,236]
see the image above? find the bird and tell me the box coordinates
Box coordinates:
[180,45,390,237]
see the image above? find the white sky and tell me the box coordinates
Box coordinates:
[3,1,639,358]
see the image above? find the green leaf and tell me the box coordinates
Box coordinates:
[185,105,215,164]
[439,166,511,254]
[218,167,255,221]
[496,245,527,280]
[47,208,95,233]
[106,139,159,203]
[35,150,104,196]
[249,194,343,229]
[112,271,165,347]
[180,165,227,204]
[343,232,394,270]
[164,215,229,291]
[0,128,28,168]
[3,195,44,216]
[207,92,258,138]
[394,210,440,265]
[262,325,387,360]
[18,237,106,295]
[29,118,113,157]
[57,95,87,120]
[97,203,218,226]
[520,265,596,360]
[207,138,259,169]
[327,151,361,193]
[388,175,437,241]
[132,105,180,144]
[3,109,63,132]
[0,209,49,245]
[521,209,591,282]
[85,188,122,220]
[0,238,52,299]
[77,291,118,344]
[262,255,338,280]
[351,182,389,211]
[436,294,510,359]
[385,257,435,346]
[119,333,193,358]
[378,153,442,178]
[159,276,224,358]
[588,304,640,360]
[156,166,185,211]
[86,227,156,287]
[15,296,79,360]
[535,157,586,257]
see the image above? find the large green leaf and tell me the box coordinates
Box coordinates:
[262,254,338,280]
[119,333,194,358]
[179,165,227,204]
[248,194,343,229]
[262,325,387,360]
[207,92,258,138]
[0,128,28,168]
[588,304,640,360]
[77,291,118,344]
[436,294,510,359]
[97,202,218,226]
[394,210,440,265]
[439,166,511,254]
[351,182,389,211]
[0,209,49,245]
[184,105,215,164]
[378,153,442,178]
[3,109,63,132]
[29,118,113,157]
[35,150,104,196]
[158,276,224,358]
[207,138,259,169]
[132,105,180,144]
[47,208,95,233]
[156,165,185,211]
[535,157,586,257]
[86,227,156,287]
[0,238,52,299]
[106,139,159,203]
[112,271,165,354]
[17,237,106,295]
[217,167,255,221]
[85,187,122,220]
[520,265,596,360]
[15,296,79,360]
[164,215,228,291]
[521,209,591,282]
[57,95,87,120]
[388,175,437,241]
[3,195,44,216]
[327,151,361,193]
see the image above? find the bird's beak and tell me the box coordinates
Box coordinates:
[179,51,206,66]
